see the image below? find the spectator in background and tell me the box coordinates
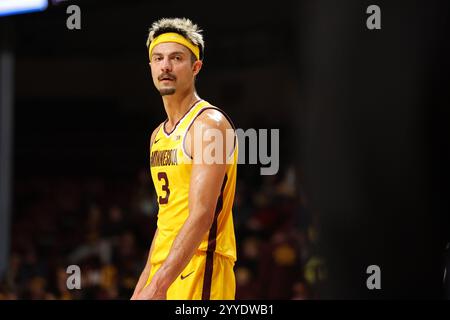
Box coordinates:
[255,223,303,299]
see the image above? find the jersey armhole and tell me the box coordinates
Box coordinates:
[182,107,237,161]
[150,122,164,150]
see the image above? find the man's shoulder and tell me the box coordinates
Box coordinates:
[194,106,234,132]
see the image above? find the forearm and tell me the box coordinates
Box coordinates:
[133,265,151,296]
[147,212,213,292]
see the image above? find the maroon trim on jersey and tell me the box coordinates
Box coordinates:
[202,174,228,300]
[163,99,202,136]
[183,106,237,159]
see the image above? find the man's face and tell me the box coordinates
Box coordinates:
[149,42,201,96]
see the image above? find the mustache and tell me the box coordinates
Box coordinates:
[158,73,176,81]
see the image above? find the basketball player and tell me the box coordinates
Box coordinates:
[130,18,238,300]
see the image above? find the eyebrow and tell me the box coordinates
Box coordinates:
[152,51,187,57]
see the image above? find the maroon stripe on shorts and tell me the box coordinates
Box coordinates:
[202,174,228,300]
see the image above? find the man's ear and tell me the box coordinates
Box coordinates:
[192,60,203,76]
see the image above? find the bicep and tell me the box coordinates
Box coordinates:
[189,161,227,221]
[187,110,231,221]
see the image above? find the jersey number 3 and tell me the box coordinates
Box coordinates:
[157,172,170,204]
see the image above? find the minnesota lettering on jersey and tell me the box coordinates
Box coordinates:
[150,149,178,167]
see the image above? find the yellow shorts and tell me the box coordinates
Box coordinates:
[146,251,235,300]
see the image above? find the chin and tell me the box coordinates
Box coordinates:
[159,87,176,96]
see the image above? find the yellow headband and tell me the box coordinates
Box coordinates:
[149,32,200,61]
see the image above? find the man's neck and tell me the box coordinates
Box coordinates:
[162,91,200,132]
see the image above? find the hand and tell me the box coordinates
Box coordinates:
[130,293,139,300]
[133,279,167,300]
[130,287,143,300]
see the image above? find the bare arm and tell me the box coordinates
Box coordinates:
[130,124,162,299]
[136,110,233,300]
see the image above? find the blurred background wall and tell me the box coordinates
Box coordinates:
[298,0,450,298]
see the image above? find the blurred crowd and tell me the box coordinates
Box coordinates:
[0,165,326,300]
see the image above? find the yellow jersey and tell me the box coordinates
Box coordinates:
[149,99,238,266]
